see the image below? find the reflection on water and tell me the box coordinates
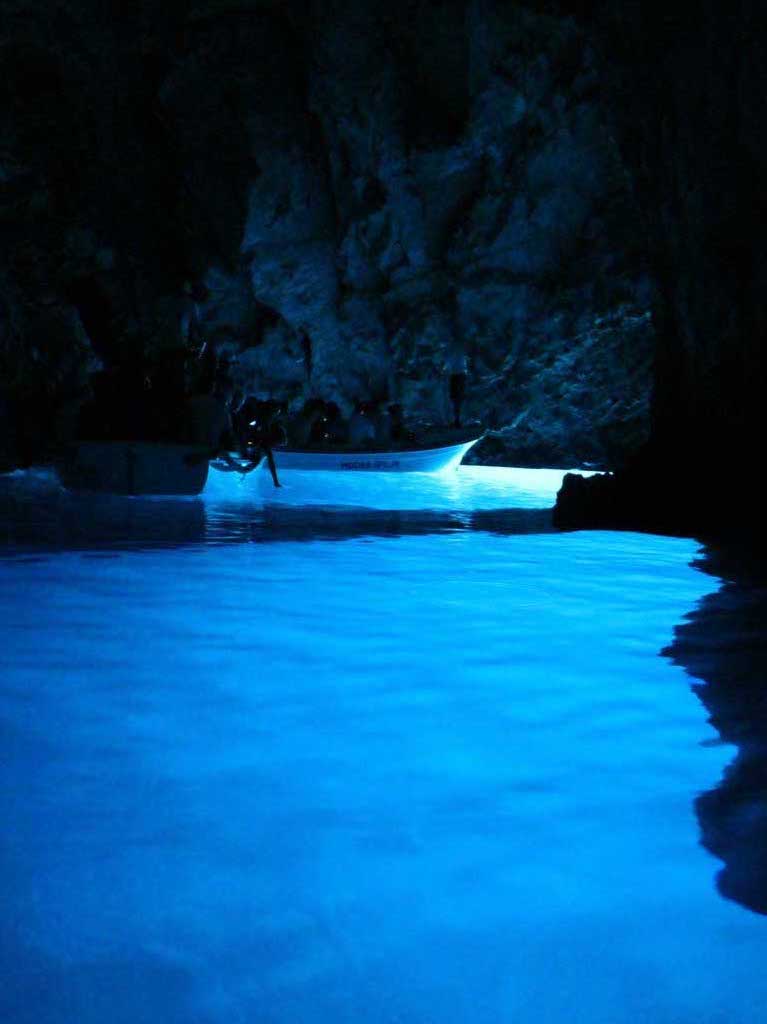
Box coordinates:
[664,544,767,916]
[1,467,766,1023]
[0,466,557,553]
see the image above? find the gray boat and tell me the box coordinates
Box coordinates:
[269,434,481,472]
[56,441,210,495]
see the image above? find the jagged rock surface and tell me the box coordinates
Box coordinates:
[0,0,654,470]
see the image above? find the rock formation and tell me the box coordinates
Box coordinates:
[1,0,654,471]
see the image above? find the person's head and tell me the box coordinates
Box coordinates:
[388,403,404,426]
[302,397,327,420]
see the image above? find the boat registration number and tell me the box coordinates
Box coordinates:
[339,459,401,471]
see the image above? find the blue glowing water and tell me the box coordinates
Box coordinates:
[1,467,765,1022]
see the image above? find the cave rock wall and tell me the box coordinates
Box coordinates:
[0,0,655,468]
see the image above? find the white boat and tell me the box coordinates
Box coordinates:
[56,441,210,495]
[268,434,481,473]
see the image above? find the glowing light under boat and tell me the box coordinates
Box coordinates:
[203,463,597,510]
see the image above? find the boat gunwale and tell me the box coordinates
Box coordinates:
[267,435,483,459]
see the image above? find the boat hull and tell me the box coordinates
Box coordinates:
[270,437,480,473]
[56,442,210,495]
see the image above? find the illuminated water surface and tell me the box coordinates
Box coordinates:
[1,467,764,1022]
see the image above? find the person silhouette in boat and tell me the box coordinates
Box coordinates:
[347,400,376,447]
[322,401,347,444]
[183,354,270,479]
[234,396,285,488]
[445,347,468,429]
[185,362,235,451]
[289,398,331,447]
[387,403,413,443]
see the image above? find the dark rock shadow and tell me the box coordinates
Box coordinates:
[663,543,767,915]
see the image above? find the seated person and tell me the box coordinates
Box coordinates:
[183,363,260,476]
[347,401,376,448]
[185,385,235,453]
[323,402,347,445]
[232,395,285,487]
[289,398,330,447]
[387,403,413,443]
